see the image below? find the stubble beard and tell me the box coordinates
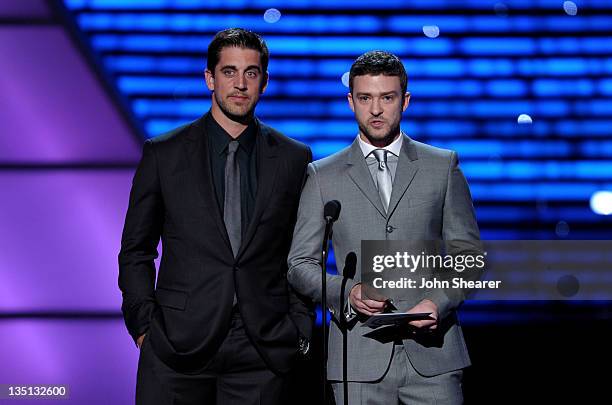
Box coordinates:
[214,91,258,125]
[358,120,401,147]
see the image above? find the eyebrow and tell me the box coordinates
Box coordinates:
[355,91,399,97]
[220,64,262,73]
[245,65,262,73]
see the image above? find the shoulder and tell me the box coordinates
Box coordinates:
[147,118,200,149]
[259,120,310,157]
[310,144,352,174]
[409,138,456,164]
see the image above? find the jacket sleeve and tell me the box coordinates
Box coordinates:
[429,151,482,321]
[287,163,357,320]
[287,147,316,342]
[118,140,163,345]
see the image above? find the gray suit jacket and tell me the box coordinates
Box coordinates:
[287,134,481,381]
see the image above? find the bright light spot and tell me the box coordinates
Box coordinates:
[494,2,509,17]
[341,72,350,88]
[263,8,281,24]
[517,114,533,124]
[423,25,440,39]
[590,191,612,215]
[563,1,578,16]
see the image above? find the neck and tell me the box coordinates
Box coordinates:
[210,102,251,139]
[359,131,401,148]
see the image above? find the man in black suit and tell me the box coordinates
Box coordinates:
[119,28,314,405]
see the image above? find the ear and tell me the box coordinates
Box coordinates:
[260,71,269,94]
[402,92,411,112]
[347,92,355,113]
[205,69,215,92]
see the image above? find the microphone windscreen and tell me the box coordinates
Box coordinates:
[344,252,357,279]
[324,200,341,222]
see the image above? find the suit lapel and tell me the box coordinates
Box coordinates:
[387,133,419,219]
[345,139,386,219]
[236,121,280,260]
[184,114,233,254]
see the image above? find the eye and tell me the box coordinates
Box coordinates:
[358,96,370,102]
[246,71,258,79]
[222,70,235,77]
[383,95,394,102]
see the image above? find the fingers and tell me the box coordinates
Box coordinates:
[362,298,386,311]
[137,334,146,348]
[353,303,375,316]
[352,299,383,316]
[356,299,386,315]
[405,299,439,330]
[349,284,386,315]
[409,319,437,329]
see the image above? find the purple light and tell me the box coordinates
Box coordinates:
[0,171,140,311]
[0,27,140,163]
[0,319,138,403]
[0,0,50,18]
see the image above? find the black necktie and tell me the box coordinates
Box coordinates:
[224,141,241,257]
[224,141,240,306]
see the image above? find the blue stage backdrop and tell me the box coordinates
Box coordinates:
[64,0,612,242]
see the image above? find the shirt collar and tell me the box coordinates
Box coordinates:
[206,111,257,156]
[358,131,403,158]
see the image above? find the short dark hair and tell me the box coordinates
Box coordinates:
[349,50,407,95]
[207,28,269,74]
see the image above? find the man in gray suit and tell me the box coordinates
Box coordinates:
[287,51,481,404]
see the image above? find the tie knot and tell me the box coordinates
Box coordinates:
[372,149,388,170]
[227,140,239,154]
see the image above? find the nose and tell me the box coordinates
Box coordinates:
[370,98,383,116]
[235,74,247,91]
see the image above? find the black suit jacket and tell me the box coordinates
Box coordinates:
[119,113,314,374]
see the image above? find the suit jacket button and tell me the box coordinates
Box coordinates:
[233,266,240,272]
[386,225,394,233]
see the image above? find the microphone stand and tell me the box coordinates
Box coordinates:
[321,218,334,404]
[339,252,356,405]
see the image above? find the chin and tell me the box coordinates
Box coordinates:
[371,131,392,141]
[223,104,253,119]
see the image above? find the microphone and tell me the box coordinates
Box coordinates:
[324,200,341,222]
[343,252,357,280]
